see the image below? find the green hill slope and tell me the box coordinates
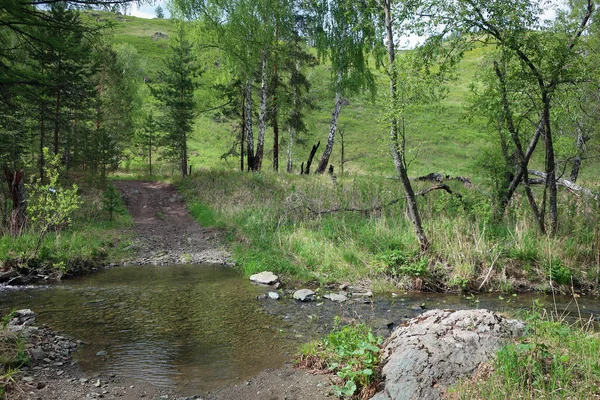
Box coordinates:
[98,12,597,186]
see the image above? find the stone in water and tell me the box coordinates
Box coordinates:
[249,271,279,285]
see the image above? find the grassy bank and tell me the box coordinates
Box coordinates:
[449,307,600,399]
[298,306,600,400]
[0,183,134,279]
[177,169,599,293]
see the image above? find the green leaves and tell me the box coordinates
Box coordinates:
[300,319,383,397]
[27,148,82,234]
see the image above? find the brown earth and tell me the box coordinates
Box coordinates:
[7,180,332,400]
[112,180,229,266]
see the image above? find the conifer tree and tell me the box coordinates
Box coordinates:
[150,24,199,177]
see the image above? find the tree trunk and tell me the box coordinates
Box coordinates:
[245,81,255,171]
[54,88,61,156]
[493,61,545,232]
[286,126,294,173]
[3,166,27,236]
[542,93,558,235]
[39,101,46,182]
[149,131,153,176]
[181,130,188,177]
[382,0,429,252]
[316,88,342,174]
[287,71,298,174]
[273,104,279,172]
[305,141,320,175]
[340,128,345,176]
[569,127,588,183]
[240,92,245,172]
[255,53,268,171]
[272,31,280,172]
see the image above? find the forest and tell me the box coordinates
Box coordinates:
[1,0,599,291]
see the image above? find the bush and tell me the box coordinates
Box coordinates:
[298,318,383,398]
[376,249,428,278]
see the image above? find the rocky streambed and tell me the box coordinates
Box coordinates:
[5,309,188,400]
[5,305,526,400]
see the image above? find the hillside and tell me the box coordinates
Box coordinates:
[96,11,598,187]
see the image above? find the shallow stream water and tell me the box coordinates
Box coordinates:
[0,264,598,396]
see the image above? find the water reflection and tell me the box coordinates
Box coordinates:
[0,265,288,396]
[1,265,598,395]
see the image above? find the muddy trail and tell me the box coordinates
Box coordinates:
[113,181,229,266]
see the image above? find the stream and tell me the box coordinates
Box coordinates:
[0,264,598,396]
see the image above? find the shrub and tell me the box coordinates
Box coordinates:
[298,318,383,398]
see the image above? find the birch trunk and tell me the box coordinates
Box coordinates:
[316,87,342,174]
[382,0,429,251]
[245,81,255,171]
[255,53,268,171]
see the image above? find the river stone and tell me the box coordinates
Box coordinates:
[268,292,280,300]
[293,289,315,302]
[29,347,46,360]
[371,309,524,400]
[323,293,348,302]
[8,309,36,329]
[249,271,279,285]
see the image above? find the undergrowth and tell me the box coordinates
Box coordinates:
[297,318,383,399]
[0,182,134,276]
[449,304,600,399]
[177,169,600,293]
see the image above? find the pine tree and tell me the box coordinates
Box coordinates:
[150,24,199,177]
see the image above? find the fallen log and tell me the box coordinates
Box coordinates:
[528,169,598,200]
[415,172,473,188]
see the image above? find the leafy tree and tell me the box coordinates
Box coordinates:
[437,0,596,234]
[172,0,298,172]
[155,5,165,18]
[27,148,81,255]
[305,0,381,174]
[135,112,162,176]
[150,24,199,177]
[372,0,453,251]
[92,43,145,179]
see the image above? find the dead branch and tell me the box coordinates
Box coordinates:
[528,169,598,200]
[305,184,461,216]
[306,198,401,216]
[416,184,456,197]
[415,173,473,188]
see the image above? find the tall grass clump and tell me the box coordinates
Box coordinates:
[0,310,29,399]
[449,306,600,399]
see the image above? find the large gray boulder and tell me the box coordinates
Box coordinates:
[371,309,524,400]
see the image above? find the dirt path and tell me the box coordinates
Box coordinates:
[113,181,229,265]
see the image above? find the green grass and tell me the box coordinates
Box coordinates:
[0,183,134,276]
[449,307,600,399]
[177,169,600,293]
[0,310,29,399]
